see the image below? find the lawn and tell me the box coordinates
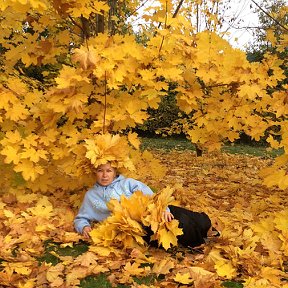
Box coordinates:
[140,136,283,158]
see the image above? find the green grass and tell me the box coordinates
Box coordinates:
[140,136,283,158]
[80,273,130,288]
[37,240,89,266]
[222,281,244,288]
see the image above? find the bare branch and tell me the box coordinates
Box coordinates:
[129,0,150,17]
[158,0,185,30]
[172,0,185,19]
[158,0,168,54]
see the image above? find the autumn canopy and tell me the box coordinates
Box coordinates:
[0,0,287,287]
[0,0,287,190]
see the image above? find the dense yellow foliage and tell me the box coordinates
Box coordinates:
[0,0,287,193]
[0,1,287,286]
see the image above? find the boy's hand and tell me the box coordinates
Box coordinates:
[163,211,174,222]
[82,226,92,239]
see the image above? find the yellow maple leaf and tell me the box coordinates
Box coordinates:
[261,266,286,286]
[17,279,35,288]
[3,209,15,218]
[68,0,109,18]
[128,132,141,149]
[125,100,148,123]
[6,77,27,94]
[152,258,175,275]
[2,262,32,276]
[39,129,59,146]
[55,65,89,89]
[139,69,155,81]
[5,102,30,121]
[20,147,48,163]
[156,226,179,250]
[207,249,236,279]
[72,47,100,70]
[189,267,216,288]
[174,272,193,284]
[89,246,115,257]
[214,260,236,279]
[22,134,38,148]
[74,251,98,267]
[14,159,44,181]
[27,203,53,218]
[1,145,20,164]
[0,92,10,110]
[46,263,64,286]
[273,209,288,232]
[123,262,147,276]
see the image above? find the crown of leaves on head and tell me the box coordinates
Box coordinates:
[84,133,136,172]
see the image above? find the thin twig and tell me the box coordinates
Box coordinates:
[157,0,185,31]
[68,15,85,36]
[129,0,150,17]
[158,0,168,54]
[103,71,107,134]
[172,0,185,19]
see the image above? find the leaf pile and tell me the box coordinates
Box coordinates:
[0,150,288,287]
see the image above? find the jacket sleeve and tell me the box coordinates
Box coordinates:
[74,192,95,233]
[128,178,154,196]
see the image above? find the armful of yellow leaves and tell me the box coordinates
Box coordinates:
[89,187,183,251]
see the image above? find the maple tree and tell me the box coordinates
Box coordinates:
[0,0,288,287]
[0,0,287,192]
[1,0,287,192]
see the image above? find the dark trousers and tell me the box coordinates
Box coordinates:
[169,205,211,247]
[144,205,211,248]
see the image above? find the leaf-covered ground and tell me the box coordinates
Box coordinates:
[0,150,287,287]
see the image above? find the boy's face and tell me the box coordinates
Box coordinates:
[95,163,117,186]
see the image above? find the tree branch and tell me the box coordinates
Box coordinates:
[172,0,185,19]
[68,15,86,36]
[250,0,288,32]
[129,0,150,17]
[158,0,185,30]
[103,71,107,134]
[158,0,168,54]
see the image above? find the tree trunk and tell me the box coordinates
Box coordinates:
[195,144,203,157]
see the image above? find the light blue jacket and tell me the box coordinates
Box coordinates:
[74,175,154,233]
